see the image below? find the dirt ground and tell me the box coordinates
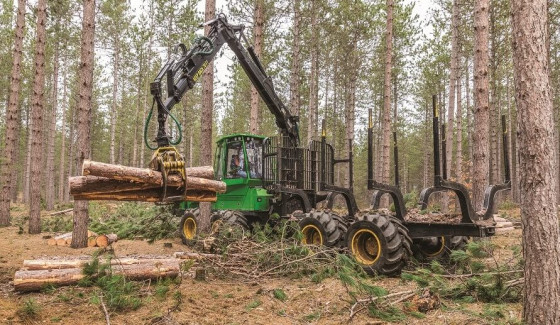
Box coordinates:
[0,208,523,325]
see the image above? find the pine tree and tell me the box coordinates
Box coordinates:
[0,0,26,226]
[71,0,96,248]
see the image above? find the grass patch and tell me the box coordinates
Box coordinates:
[273,288,287,302]
[17,298,40,319]
[246,299,262,311]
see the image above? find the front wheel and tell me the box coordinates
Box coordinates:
[179,210,199,245]
[413,236,469,261]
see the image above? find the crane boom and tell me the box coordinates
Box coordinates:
[149,14,299,148]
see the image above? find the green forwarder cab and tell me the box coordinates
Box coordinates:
[180,133,273,219]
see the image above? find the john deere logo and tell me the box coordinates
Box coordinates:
[193,61,209,82]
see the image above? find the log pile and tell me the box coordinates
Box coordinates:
[14,255,186,292]
[68,160,226,203]
[47,231,117,247]
[493,216,517,233]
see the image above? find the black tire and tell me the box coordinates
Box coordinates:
[346,213,411,276]
[412,236,469,261]
[209,210,226,234]
[179,209,199,245]
[298,210,343,247]
[220,210,250,233]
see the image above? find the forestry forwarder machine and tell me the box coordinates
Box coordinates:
[145,15,503,276]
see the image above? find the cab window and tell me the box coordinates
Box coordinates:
[245,138,262,179]
[226,140,246,178]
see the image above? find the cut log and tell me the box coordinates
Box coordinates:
[81,160,221,191]
[69,175,225,195]
[65,238,72,246]
[56,238,68,246]
[23,257,180,270]
[173,251,221,260]
[73,189,217,203]
[48,208,73,216]
[88,236,97,247]
[54,232,73,240]
[14,260,180,292]
[96,234,118,247]
[47,238,57,246]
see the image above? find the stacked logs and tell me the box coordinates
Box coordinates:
[13,255,185,292]
[68,160,226,202]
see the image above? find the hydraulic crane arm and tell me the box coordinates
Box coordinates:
[149,14,300,148]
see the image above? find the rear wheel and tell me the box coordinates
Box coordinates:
[179,209,199,245]
[413,236,469,261]
[298,210,342,247]
[346,213,411,276]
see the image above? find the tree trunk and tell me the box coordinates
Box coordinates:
[46,44,59,211]
[344,76,356,188]
[489,3,499,185]
[456,57,463,182]
[73,189,217,203]
[472,0,490,211]
[81,161,215,185]
[381,0,394,205]
[22,257,178,270]
[512,1,560,323]
[249,0,264,134]
[0,0,26,226]
[110,45,119,165]
[28,0,48,234]
[199,0,216,232]
[14,260,180,292]
[307,0,319,145]
[59,53,68,202]
[446,0,459,180]
[289,0,301,118]
[65,104,75,202]
[71,0,96,248]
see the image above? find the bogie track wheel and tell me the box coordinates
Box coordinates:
[346,213,411,276]
[298,210,343,247]
[413,236,469,261]
[179,209,199,245]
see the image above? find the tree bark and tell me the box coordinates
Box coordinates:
[512,1,560,323]
[289,0,301,118]
[249,0,264,134]
[456,57,463,182]
[69,174,225,195]
[81,161,215,184]
[28,0,48,234]
[59,52,68,202]
[0,0,26,226]
[110,45,119,165]
[46,44,59,211]
[446,0,460,180]
[14,260,180,292]
[23,257,178,270]
[307,0,319,145]
[73,189,217,203]
[199,0,216,233]
[489,3,499,185]
[72,0,96,248]
[381,0,394,206]
[472,0,490,211]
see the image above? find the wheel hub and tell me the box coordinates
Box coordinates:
[301,225,323,245]
[351,229,381,265]
[183,217,196,239]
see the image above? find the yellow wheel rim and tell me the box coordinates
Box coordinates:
[183,217,197,240]
[421,236,446,257]
[301,225,323,245]
[351,229,382,265]
[211,219,223,234]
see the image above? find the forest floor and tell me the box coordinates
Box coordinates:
[0,203,523,325]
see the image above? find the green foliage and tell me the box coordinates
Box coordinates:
[498,200,518,211]
[245,299,262,311]
[403,241,522,304]
[81,254,143,312]
[17,298,40,319]
[404,190,419,209]
[41,215,73,233]
[303,311,321,321]
[273,288,287,302]
[368,304,406,322]
[89,203,179,242]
